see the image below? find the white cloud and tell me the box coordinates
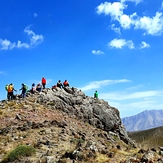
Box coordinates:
[0,39,13,50]
[17,40,30,48]
[92,50,104,55]
[34,13,38,17]
[119,14,132,29]
[79,79,131,91]
[110,99,163,118]
[161,2,163,10]
[139,41,150,49]
[0,26,43,50]
[24,26,43,45]
[108,38,135,49]
[96,1,127,19]
[111,24,121,34]
[100,90,163,100]
[134,12,163,36]
[96,1,163,36]
[121,0,143,5]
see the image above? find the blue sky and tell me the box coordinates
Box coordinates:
[1,0,163,118]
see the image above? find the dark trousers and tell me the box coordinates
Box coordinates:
[8,92,14,100]
[21,91,26,98]
[42,83,46,89]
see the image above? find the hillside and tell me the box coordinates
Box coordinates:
[128,126,163,149]
[0,87,163,163]
[122,110,163,131]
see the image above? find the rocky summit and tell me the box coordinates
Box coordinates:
[0,87,163,163]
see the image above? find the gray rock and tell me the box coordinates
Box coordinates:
[33,87,135,146]
[46,156,55,163]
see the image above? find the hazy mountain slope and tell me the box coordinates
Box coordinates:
[122,110,163,131]
[128,126,163,149]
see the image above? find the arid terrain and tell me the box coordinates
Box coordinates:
[0,87,163,163]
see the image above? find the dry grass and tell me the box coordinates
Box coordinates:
[95,153,110,163]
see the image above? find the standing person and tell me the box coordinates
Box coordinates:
[7,83,17,100]
[94,90,98,99]
[63,80,69,88]
[42,77,46,89]
[57,80,63,88]
[20,84,28,98]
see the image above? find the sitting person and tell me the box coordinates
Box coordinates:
[63,80,69,88]
[94,90,98,99]
[29,83,36,94]
[57,80,63,88]
[52,85,57,91]
[36,83,42,92]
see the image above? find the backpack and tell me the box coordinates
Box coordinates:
[24,84,28,91]
[8,85,13,92]
[5,84,9,91]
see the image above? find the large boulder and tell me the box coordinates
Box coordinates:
[28,87,135,146]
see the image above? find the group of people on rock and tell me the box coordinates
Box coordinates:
[5,77,71,100]
[5,77,99,101]
[52,79,69,89]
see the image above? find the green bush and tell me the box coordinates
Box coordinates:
[70,138,85,144]
[1,145,36,162]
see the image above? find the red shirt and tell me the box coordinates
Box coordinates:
[42,78,46,84]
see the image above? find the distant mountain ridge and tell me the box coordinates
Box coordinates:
[122,110,163,131]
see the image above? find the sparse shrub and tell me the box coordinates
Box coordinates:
[1,145,36,162]
[70,138,85,144]
[47,102,55,106]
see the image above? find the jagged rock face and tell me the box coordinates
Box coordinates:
[31,87,134,146]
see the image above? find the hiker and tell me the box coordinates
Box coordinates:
[7,83,17,100]
[63,80,69,88]
[41,77,46,89]
[20,83,28,98]
[29,83,36,94]
[57,80,63,88]
[36,83,42,92]
[94,90,98,99]
[52,85,57,91]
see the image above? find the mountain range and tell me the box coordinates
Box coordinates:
[122,110,163,131]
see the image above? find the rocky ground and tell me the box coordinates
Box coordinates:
[0,87,163,163]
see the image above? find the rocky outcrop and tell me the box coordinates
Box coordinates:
[1,87,163,162]
[26,87,135,146]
